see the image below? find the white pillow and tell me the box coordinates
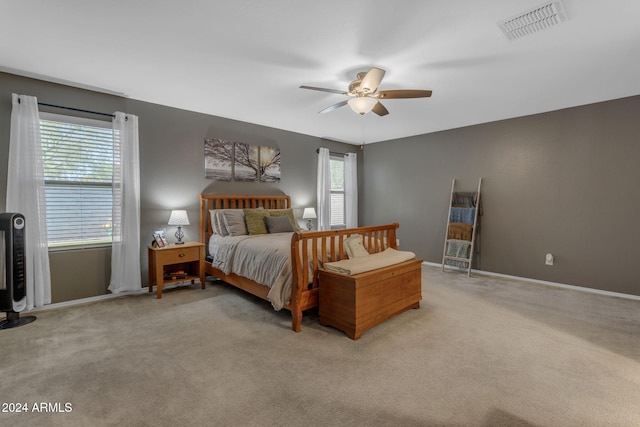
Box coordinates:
[209,210,225,236]
[344,234,370,258]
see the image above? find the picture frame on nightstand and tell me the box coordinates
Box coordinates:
[153,232,166,248]
[155,229,168,246]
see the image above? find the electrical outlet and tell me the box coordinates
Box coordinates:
[545,253,554,266]
[396,239,400,247]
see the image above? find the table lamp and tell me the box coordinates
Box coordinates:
[168,210,190,244]
[302,207,317,231]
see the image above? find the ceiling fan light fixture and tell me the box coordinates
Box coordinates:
[300,67,432,117]
[348,97,378,115]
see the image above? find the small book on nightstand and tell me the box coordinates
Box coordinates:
[164,270,187,280]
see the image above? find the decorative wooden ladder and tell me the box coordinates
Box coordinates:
[441,178,482,277]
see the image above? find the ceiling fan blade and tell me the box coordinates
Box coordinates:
[376,89,432,99]
[300,85,348,95]
[372,101,389,117]
[319,99,349,114]
[359,67,385,93]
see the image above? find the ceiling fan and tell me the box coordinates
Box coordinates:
[300,67,432,116]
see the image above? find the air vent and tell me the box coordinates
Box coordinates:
[498,1,567,40]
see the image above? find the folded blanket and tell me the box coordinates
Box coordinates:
[446,239,471,259]
[447,223,473,241]
[450,207,476,224]
[322,248,416,276]
[452,192,477,208]
[444,258,469,268]
[444,239,471,268]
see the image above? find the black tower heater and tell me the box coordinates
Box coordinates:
[0,212,36,329]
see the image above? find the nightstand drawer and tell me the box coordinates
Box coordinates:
[155,246,200,264]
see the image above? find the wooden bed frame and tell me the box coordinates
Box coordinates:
[199,194,399,332]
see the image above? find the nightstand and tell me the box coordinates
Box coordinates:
[148,242,205,299]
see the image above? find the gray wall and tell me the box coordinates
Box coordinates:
[3,71,639,301]
[0,72,357,302]
[362,95,640,296]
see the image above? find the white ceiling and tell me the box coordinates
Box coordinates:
[2,0,640,144]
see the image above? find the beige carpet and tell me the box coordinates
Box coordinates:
[1,266,639,427]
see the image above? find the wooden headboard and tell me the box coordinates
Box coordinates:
[199,194,292,243]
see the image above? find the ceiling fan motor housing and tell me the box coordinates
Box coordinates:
[349,79,362,95]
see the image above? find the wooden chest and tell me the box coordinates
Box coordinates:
[318,259,422,340]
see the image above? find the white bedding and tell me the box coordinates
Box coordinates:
[208,232,294,310]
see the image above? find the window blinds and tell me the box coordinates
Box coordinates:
[40,114,115,248]
[329,157,345,227]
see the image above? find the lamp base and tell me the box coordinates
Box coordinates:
[175,226,185,244]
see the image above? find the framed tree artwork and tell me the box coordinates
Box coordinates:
[205,138,281,182]
[260,146,281,182]
[234,142,259,181]
[204,138,233,180]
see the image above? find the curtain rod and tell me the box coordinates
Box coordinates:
[37,101,115,119]
[316,148,345,156]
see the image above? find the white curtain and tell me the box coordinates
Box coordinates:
[317,147,331,231]
[108,112,141,293]
[345,152,358,228]
[6,94,51,310]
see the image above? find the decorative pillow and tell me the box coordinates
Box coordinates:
[344,234,370,258]
[268,209,302,231]
[244,208,270,235]
[209,210,228,236]
[209,210,219,234]
[222,210,247,236]
[264,215,294,233]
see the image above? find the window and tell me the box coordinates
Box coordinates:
[39,113,115,249]
[329,155,345,228]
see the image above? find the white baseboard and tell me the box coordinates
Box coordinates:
[422,261,640,301]
[26,287,150,313]
[26,280,203,314]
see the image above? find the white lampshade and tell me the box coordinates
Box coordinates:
[348,97,378,115]
[168,209,190,226]
[302,207,317,219]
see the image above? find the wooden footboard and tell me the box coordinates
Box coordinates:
[200,193,399,332]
